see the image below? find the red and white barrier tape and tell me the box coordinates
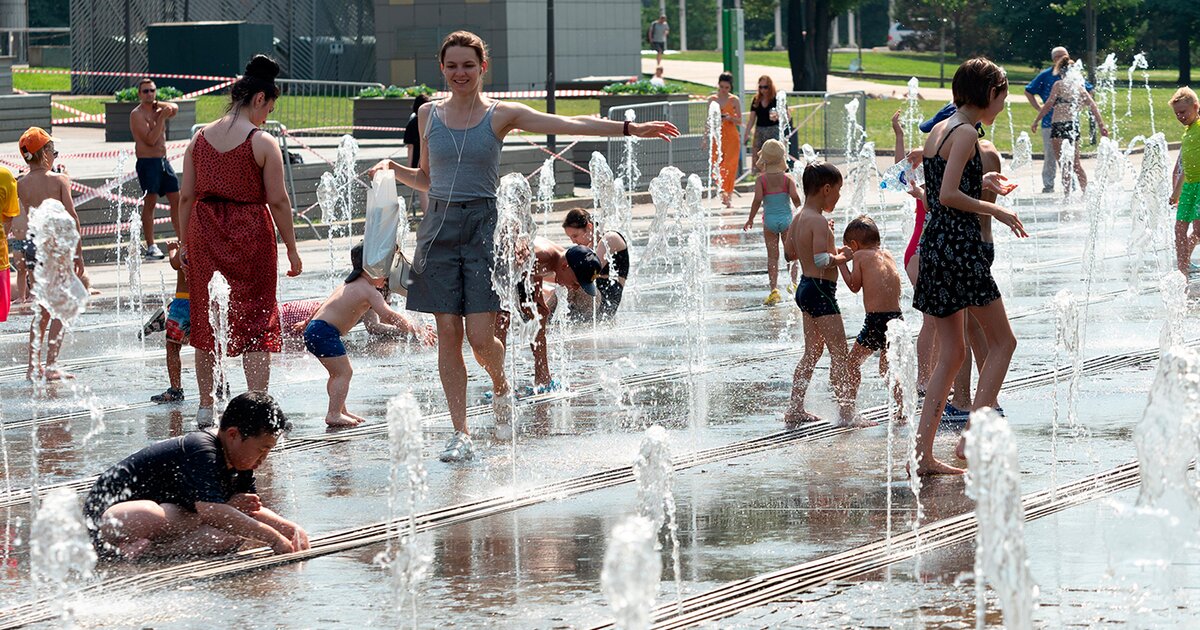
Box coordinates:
[14,68,237,82]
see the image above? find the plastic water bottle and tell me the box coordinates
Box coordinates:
[879,159,923,191]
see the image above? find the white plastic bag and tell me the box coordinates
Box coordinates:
[363,170,400,278]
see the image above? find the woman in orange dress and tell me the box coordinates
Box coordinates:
[709,72,742,207]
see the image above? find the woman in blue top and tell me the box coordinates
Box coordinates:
[370,31,678,462]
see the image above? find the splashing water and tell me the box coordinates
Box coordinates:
[492,174,536,314]
[621,109,641,196]
[1127,53,1152,133]
[633,426,681,607]
[1011,132,1033,176]
[317,171,340,288]
[31,487,96,622]
[884,318,922,528]
[901,77,922,146]
[30,200,88,326]
[774,90,790,146]
[964,408,1038,630]
[110,152,130,313]
[642,166,686,274]
[601,515,661,630]
[1097,53,1120,142]
[1128,133,1171,271]
[706,101,722,202]
[1159,271,1188,352]
[683,174,709,427]
[1134,347,1200,514]
[374,392,431,624]
[537,157,556,228]
[207,272,231,408]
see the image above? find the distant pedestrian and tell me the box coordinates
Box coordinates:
[1024,46,1092,194]
[709,72,742,208]
[403,94,431,215]
[648,14,670,67]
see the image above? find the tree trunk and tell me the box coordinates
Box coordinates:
[1085,0,1097,85]
[1180,26,1192,86]
[952,8,962,56]
[786,0,832,92]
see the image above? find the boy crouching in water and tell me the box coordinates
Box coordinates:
[782,162,865,427]
[837,215,904,417]
[84,392,309,559]
[304,243,436,427]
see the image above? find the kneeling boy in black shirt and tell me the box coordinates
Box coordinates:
[83,391,309,559]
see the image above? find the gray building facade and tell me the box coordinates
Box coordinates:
[373,0,640,91]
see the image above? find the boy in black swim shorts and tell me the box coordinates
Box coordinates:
[835,215,904,416]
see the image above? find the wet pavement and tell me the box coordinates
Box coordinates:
[0,165,1195,628]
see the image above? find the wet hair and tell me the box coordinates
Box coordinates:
[802,162,843,196]
[1170,87,1199,107]
[138,78,154,89]
[346,241,365,283]
[226,54,281,113]
[440,30,489,65]
[412,93,431,114]
[562,208,593,230]
[843,215,881,246]
[220,391,291,437]
[717,71,733,87]
[952,57,1008,109]
[754,74,777,108]
[1052,55,1074,76]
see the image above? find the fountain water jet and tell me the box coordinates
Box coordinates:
[633,426,681,607]
[207,271,231,410]
[601,515,660,630]
[30,487,96,623]
[374,392,431,624]
[964,408,1038,630]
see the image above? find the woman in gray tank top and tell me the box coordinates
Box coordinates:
[369,30,679,462]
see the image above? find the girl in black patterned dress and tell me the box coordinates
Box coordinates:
[913,58,1028,476]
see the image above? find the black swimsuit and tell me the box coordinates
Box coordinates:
[913,122,1001,317]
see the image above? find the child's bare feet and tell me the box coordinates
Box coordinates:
[914,457,966,476]
[836,413,878,428]
[43,368,74,381]
[955,435,967,461]
[325,414,362,428]
[345,410,367,424]
[784,407,823,426]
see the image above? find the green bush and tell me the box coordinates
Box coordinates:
[601,80,684,95]
[359,84,437,99]
[114,85,185,102]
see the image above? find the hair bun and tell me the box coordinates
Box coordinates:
[244,55,280,81]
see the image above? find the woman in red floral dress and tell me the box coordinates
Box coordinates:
[178,55,303,426]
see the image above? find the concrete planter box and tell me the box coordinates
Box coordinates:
[352,97,415,139]
[104,100,197,143]
[0,94,52,143]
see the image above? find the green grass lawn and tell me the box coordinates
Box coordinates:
[13,67,72,92]
[647,50,1182,84]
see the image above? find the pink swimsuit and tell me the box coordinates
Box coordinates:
[903,199,927,268]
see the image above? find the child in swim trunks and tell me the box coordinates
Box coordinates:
[744,139,801,306]
[836,216,902,420]
[151,242,189,403]
[1169,86,1200,277]
[781,162,864,427]
[304,243,437,427]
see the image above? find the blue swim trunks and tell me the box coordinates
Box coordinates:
[166,297,190,343]
[303,319,346,358]
[794,276,840,318]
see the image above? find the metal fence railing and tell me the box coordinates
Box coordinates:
[604,91,867,191]
[273,78,385,137]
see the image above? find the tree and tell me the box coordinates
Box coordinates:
[1051,0,1140,83]
[1145,0,1200,84]
[785,0,864,91]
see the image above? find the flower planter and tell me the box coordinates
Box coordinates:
[598,93,691,130]
[352,97,416,139]
[104,99,197,143]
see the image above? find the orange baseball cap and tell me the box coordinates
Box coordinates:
[19,127,54,159]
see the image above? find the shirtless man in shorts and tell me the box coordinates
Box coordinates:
[130,78,180,260]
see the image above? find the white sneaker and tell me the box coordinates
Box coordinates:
[439,431,475,462]
[144,244,166,260]
[196,406,215,428]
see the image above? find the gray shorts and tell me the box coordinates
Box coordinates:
[754,124,780,151]
[406,197,501,315]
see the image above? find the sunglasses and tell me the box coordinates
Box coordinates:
[140,88,155,94]
[758,86,770,90]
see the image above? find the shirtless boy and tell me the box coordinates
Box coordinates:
[782,162,863,427]
[837,215,902,418]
